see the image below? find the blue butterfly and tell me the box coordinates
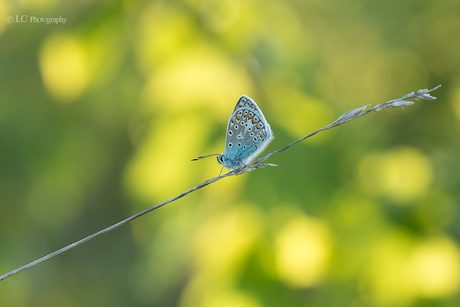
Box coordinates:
[194,95,274,172]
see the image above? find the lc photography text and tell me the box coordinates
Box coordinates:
[6,15,67,24]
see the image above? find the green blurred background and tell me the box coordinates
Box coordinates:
[1,0,460,306]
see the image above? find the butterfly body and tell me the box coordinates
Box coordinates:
[217,95,273,171]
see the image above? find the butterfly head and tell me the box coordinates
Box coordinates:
[216,154,224,165]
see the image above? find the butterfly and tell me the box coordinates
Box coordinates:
[193,95,274,173]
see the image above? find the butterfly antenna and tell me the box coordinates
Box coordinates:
[191,153,220,161]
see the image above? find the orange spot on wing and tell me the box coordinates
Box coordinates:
[260,134,265,138]
[248,115,253,119]
[237,115,241,120]
[252,119,257,124]
[257,125,262,129]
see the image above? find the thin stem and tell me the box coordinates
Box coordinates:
[250,84,441,166]
[0,172,234,281]
[0,85,441,281]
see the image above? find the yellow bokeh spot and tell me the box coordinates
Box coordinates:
[136,5,196,72]
[365,231,417,305]
[141,44,253,114]
[39,34,89,102]
[0,0,9,35]
[365,233,460,304]
[275,215,331,287]
[266,84,333,143]
[125,114,208,201]
[180,281,263,307]
[199,0,240,33]
[450,82,460,121]
[179,206,263,307]
[359,147,433,203]
[407,237,460,298]
[192,206,262,275]
[199,291,262,307]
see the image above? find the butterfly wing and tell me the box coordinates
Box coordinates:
[222,95,274,170]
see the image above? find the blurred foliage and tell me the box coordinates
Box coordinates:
[1,0,460,306]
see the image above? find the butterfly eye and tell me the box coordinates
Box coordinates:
[217,155,224,164]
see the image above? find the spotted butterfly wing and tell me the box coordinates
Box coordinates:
[218,95,274,170]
